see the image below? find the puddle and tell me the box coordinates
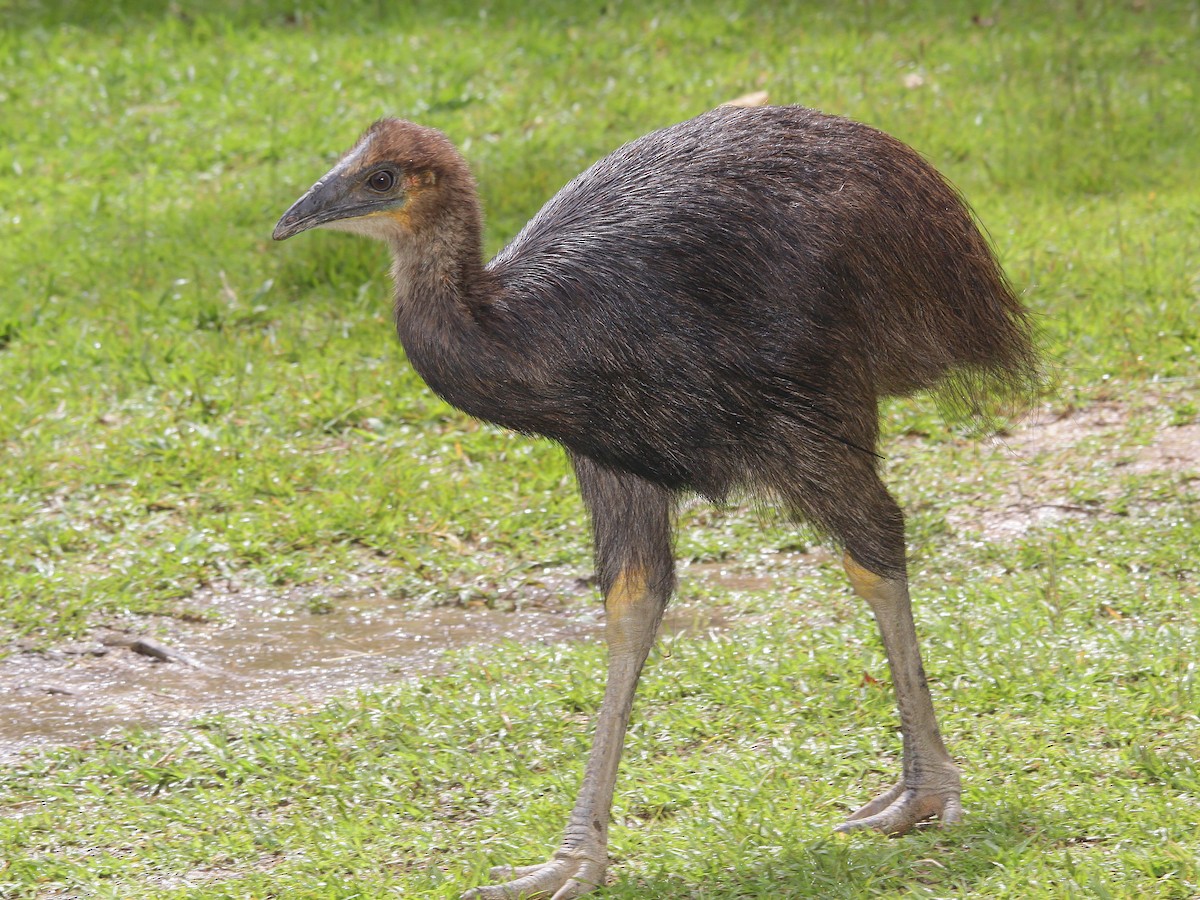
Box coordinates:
[683,562,778,593]
[0,597,557,761]
[0,572,745,762]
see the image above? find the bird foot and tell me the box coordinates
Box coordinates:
[462,846,607,900]
[835,771,962,836]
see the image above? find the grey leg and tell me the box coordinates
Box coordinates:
[465,461,672,899]
[836,552,962,833]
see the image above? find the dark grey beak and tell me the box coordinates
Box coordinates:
[273,178,342,241]
[273,170,397,241]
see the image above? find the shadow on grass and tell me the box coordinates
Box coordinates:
[593,815,1039,898]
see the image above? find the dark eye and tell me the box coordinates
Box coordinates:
[367,169,396,192]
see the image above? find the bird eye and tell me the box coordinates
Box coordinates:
[367,169,396,192]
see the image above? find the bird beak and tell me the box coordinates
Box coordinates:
[273,174,351,241]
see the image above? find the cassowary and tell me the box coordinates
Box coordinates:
[274,105,1038,899]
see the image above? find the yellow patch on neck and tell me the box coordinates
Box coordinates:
[379,205,412,228]
[384,179,435,232]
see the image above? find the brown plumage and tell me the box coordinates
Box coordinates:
[275,105,1038,899]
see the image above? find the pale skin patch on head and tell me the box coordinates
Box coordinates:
[320,133,437,233]
[362,177,436,228]
[322,200,418,240]
[331,134,374,179]
[322,207,404,239]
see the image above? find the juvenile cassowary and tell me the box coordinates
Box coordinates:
[274,105,1038,899]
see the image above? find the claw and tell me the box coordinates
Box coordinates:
[835,777,962,836]
[464,848,606,900]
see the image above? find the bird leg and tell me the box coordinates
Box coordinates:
[464,567,666,900]
[836,552,962,834]
[464,462,672,900]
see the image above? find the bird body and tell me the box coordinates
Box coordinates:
[275,105,1037,899]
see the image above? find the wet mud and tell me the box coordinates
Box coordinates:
[0,567,757,762]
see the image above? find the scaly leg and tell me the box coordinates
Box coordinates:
[465,460,673,899]
[837,552,962,834]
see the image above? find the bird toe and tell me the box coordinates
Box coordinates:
[463,848,606,900]
[836,780,962,835]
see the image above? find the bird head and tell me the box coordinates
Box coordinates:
[273,118,463,244]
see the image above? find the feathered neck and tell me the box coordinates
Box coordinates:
[385,193,518,428]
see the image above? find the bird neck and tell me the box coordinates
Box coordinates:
[387,206,512,425]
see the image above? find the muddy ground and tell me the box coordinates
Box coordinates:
[0,557,766,764]
[3,400,1195,762]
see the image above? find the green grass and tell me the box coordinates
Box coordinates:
[1,0,1198,897]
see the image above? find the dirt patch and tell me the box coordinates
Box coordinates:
[956,403,1124,539]
[997,399,1199,474]
[1131,421,1200,474]
[950,399,1198,539]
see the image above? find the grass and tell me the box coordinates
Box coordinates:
[1,0,1198,897]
